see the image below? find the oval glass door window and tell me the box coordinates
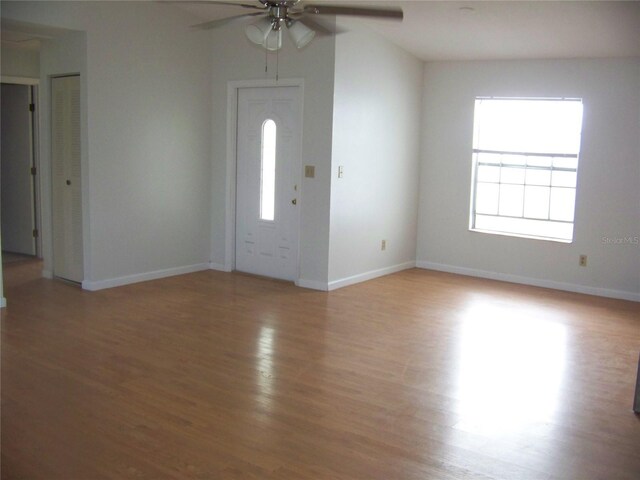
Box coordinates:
[260,119,276,221]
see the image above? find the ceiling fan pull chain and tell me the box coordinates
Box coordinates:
[265,45,268,76]
[276,44,279,82]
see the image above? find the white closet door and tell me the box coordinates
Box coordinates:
[51,75,83,283]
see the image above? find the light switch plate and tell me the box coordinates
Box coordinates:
[304,165,315,178]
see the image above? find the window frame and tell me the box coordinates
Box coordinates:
[469,97,583,243]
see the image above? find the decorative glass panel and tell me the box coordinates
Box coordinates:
[260,119,276,221]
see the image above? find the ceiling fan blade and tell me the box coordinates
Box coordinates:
[160,1,266,11]
[191,11,264,30]
[294,15,345,36]
[303,4,403,20]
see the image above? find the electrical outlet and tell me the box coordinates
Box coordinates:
[579,254,587,267]
[381,240,386,251]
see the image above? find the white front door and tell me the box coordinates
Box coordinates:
[235,86,301,281]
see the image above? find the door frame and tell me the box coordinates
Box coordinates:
[224,78,304,280]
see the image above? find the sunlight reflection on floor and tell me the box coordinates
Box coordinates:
[256,324,276,401]
[454,297,567,436]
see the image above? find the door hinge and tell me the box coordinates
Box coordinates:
[31,166,37,175]
[33,229,39,238]
[29,103,35,112]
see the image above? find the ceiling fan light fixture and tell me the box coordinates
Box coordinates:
[263,27,282,51]
[245,16,273,46]
[286,20,315,49]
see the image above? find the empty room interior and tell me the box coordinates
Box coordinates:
[1,1,639,478]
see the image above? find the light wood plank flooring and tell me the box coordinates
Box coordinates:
[2,260,639,479]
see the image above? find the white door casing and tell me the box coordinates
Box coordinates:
[235,86,302,281]
[51,75,83,283]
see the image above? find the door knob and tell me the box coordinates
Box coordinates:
[66,180,71,185]
[291,198,297,205]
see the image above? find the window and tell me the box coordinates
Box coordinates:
[260,119,276,221]
[470,97,583,242]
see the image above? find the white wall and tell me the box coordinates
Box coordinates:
[208,22,336,288]
[417,58,640,301]
[328,20,423,288]
[3,1,213,289]
[1,45,39,79]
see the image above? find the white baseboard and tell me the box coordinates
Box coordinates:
[82,263,210,291]
[0,297,6,308]
[296,278,329,291]
[327,261,416,291]
[209,262,231,272]
[416,261,640,302]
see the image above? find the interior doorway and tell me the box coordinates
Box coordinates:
[1,82,40,258]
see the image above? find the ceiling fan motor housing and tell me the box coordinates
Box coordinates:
[269,6,287,30]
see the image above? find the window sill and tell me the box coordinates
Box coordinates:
[469,228,573,244]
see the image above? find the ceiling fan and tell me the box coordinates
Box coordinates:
[183,1,403,51]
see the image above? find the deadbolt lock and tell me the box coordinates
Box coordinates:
[66,180,71,185]
[291,198,297,205]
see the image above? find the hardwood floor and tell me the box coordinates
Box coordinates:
[2,260,639,479]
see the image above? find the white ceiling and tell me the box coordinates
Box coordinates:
[2,1,638,60]
[1,19,73,51]
[174,0,640,61]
